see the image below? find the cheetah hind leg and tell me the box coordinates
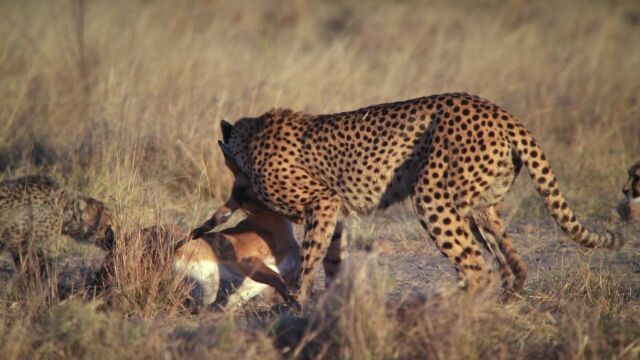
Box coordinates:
[11,244,51,279]
[472,207,528,299]
[413,200,493,291]
[11,247,52,292]
[469,214,514,299]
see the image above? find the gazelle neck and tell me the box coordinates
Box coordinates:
[246,212,293,235]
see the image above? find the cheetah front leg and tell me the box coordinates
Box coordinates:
[295,195,342,301]
[322,221,346,288]
[5,216,58,280]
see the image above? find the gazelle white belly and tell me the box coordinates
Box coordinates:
[174,254,299,308]
[174,259,220,305]
[224,256,280,308]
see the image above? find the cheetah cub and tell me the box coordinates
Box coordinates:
[0,174,114,276]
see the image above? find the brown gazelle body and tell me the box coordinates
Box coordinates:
[175,212,299,308]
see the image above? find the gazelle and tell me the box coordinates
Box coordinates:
[177,206,300,309]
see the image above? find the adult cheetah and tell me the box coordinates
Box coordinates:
[198,93,623,299]
[0,174,115,276]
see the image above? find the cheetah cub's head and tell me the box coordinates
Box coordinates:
[611,161,640,222]
[63,196,116,247]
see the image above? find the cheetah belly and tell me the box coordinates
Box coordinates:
[0,206,63,254]
[305,148,416,214]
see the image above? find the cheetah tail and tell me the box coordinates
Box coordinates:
[509,123,624,250]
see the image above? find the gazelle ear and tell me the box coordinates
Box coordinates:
[221,120,234,144]
[218,141,245,177]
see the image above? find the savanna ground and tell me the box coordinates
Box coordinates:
[1,0,640,358]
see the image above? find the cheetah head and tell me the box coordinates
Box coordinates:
[213,112,301,229]
[611,161,640,222]
[188,140,279,239]
[63,196,116,247]
[220,109,299,174]
[213,140,276,226]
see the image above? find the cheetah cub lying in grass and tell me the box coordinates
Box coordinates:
[0,174,114,277]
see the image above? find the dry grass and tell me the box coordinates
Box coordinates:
[1,0,639,358]
[2,250,639,359]
[98,225,191,318]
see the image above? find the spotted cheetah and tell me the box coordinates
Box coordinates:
[203,93,624,299]
[0,174,115,276]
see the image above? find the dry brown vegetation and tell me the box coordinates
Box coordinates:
[1,0,639,358]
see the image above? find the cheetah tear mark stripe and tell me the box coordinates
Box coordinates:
[509,122,622,250]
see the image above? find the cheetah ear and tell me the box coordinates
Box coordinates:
[221,120,234,144]
[218,141,246,177]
